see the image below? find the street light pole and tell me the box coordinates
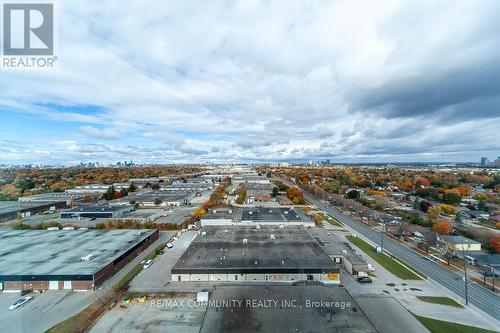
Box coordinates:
[491,265,496,291]
[462,242,470,306]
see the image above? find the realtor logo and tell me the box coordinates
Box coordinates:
[3,3,53,55]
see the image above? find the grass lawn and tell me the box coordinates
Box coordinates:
[325,214,344,227]
[415,315,497,333]
[346,235,423,280]
[475,221,498,230]
[417,296,464,308]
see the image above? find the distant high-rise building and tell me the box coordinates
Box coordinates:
[480,157,488,166]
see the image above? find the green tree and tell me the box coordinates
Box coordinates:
[128,183,138,192]
[102,185,116,200]
[442,192,461,205]
[120,188,128,197]
[413,197,420,215]
[154,198,162,206]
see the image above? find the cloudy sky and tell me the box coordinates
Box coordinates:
[1,0,499,164]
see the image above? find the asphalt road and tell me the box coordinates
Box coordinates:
[304,192,500,321]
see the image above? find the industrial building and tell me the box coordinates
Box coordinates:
[232,175,270,184]
[246,189,272,203]
[200,208,235,226]
[240,182,275,191]
[110,192,192,207]
[240,207,314,226]
[171,226,340,283]
[161,182,213,192]
[60,205,134,219]
[200,207,314,227]
[0,229,158,291]
[307,229,371,276]
[0,201,66,223]
[65,183,131,194]
[18,192,84,205]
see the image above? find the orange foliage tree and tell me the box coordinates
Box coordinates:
[490,234,500,253]
[432,220,452,235]
[192,208,207,220]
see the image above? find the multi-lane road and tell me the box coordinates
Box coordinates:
[303,191,500,321]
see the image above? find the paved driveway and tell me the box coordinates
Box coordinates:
[128,231,198,292]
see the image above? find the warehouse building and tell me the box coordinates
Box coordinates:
[307,229,371,276]
[162,182,213,192]
[60,205,134,219]
[110,192,192,207]
[0,201,66,223]
[246,189,272,203]
[171,226,340,283]
[200,208,234,226]
[18,192,84,206]
[0,229,158,291]
[240,207,315,226]
[200,207,314,227]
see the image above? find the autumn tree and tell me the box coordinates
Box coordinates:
[432,220,452,235]
[442,189,461,205]
[311,213,325,227]
[414,177,430,188]
[490,234,500,253]
[192,208,207,220]
[1,184,20,198]
[286,187,305,205]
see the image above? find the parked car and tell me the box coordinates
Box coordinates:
[166,243,174,249]
[9,296,33,310]
[143,259,153,269]
[357,277,372,284]
[121,298,131,305]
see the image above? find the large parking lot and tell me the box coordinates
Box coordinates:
[89,294,206,333]
[0,290,95,333]
[128,230,198,292]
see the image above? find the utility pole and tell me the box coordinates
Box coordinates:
[490,265,496,291]
[462,242,470,306]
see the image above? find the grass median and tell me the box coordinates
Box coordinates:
[346,235,424,280]
[415,315,497,333]
[325,214,344,227]
[417,296,463,308]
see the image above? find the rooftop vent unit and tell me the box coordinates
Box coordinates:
[80,254,95,261]
[284,211,288,215]
[248,211,253,215]
[270,234,275,240]
[281,260,285,265]
[254,261,258,265]
[256,224,260,229]
[243,238,248,244]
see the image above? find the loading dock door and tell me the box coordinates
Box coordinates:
[63,281,72,289]
[49,281,59,290]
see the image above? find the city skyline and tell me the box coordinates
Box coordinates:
[1,0,500,164]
